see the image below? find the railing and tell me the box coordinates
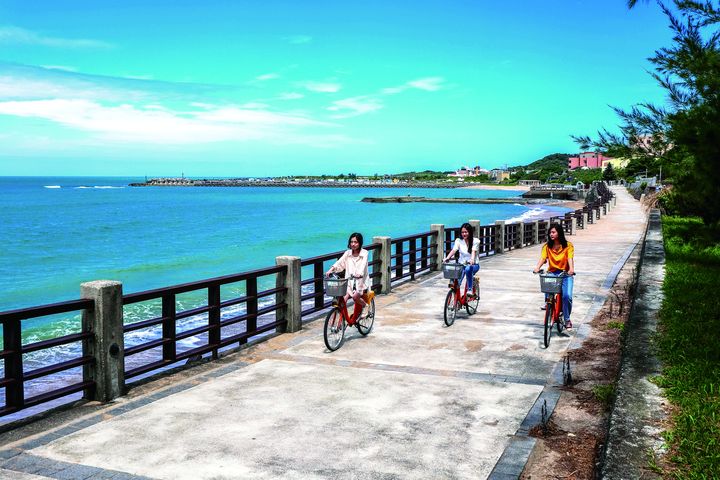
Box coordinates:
[122,265,287,381]
[299,244,382,318]
[1,189,616,421]
[391,231,437,282]
[574,209,585,229]
[0,299,95,417]
[523,222,534,246]
[504,223,521,251]
[444,227,462,256]
[477,224,496,256]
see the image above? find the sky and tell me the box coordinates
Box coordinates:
[0,0,673,177]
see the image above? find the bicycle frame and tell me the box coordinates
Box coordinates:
[333,294,359,326]
[450,277,469,306]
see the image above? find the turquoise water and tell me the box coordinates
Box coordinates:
[0,176,573,418]
[0,176,570,312]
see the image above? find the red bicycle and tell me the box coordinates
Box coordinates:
[442,261,479,326]
[323,275,376,351]
[535,269,572,347]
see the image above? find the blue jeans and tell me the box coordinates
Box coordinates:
[463,264,480,290]
[547,271,573,321]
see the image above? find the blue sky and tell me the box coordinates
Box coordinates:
[0,1,672,176]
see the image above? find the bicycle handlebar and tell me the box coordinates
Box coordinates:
[534,269,575,276]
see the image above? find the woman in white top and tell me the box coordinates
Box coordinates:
[326,232,370,319]
[443,222,480,298]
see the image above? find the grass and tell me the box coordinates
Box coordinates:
[607,321,625,332]
[592,383,616,410]
[656,216,720,478]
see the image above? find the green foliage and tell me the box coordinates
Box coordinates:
[592,383,617,410]
[603,163,618,181]
[567,168,603,186]
[657,216,720,478]
[523,153,571,171]
[607,321,625,332]
[575,2,720,225]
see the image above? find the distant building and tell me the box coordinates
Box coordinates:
[601,157,630,169]
[489,169,510,182]
[568,152,614,170]
[448,166,488,178]
[518,179,541,187]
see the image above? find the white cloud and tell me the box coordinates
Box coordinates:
[283,35,312,45]
[40,65,77,72]
[301,81,341,93]
[0,26,113,49]
[256,73,279,81]
[407,77,445,91]
[382,86,406,95]
[0,99,343,145]
[327,96,383,118]
[278,92,304,100]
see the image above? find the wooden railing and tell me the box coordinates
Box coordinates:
[122,265,288,381]
[0,299,95,417]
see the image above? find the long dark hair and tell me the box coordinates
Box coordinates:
[546,223,568,249]
[460,222,474,250]
[347,232,364,250]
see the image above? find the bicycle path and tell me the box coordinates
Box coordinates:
[0,186,646,480]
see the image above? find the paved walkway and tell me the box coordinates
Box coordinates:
[0,187,647,480]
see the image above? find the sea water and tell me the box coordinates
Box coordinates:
[0,176,572,419]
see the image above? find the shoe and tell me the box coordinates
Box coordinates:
[467,293,477,300]
[565,320,573,328]
[540,305,546,310]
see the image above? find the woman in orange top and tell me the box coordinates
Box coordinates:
[533,223,575,327]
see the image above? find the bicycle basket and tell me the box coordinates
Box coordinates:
[442,263,464,279]
[539,274,563,294]
[324,277,348,297]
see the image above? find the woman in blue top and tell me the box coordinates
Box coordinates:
[443,222,481,298]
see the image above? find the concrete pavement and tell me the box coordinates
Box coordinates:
[0,187,647,479]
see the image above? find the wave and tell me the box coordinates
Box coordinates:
[43,185,61,189]
[74,185,125,189]
[504,207,548,223]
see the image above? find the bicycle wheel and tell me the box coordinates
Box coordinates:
[324,307,345,351]
[357,298,375,336]
[555,294,565,334]
[444,289,458,326]
[543,304,553,348]
[465,283,480,315]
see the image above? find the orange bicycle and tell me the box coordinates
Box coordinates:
[323,275,376,351]
[442,261,479,326]
[535,269,572,347]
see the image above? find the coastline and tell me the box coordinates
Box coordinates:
[459,184,530,192]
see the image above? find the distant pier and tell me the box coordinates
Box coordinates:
[361,196,548,204]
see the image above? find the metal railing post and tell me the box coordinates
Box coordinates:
[81,280,124,403]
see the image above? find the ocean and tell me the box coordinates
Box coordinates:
[0,176,572,421]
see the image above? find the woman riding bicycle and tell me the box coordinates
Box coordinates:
[443,222,480,299]
[325,232,370,320]
[533,223,575,328]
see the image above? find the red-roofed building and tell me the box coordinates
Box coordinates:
[568,152,614,170]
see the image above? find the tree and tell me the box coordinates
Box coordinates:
[574,1,720,224]
[603,163,618,181]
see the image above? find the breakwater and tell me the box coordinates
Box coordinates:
[130,178,465,188]
[362,196,555,205]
